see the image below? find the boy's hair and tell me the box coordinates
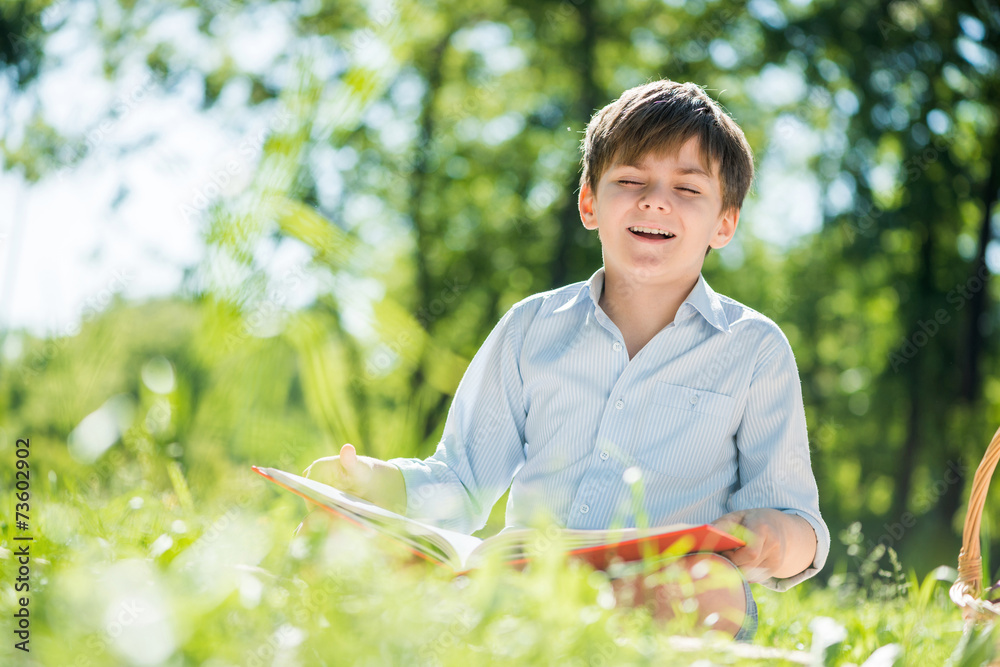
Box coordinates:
[579,80,754,214]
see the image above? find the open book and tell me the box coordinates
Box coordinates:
[254,466,744,574]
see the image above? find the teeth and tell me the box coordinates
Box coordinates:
[629,226,675,237]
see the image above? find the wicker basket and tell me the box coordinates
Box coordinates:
[951,425,1000,622]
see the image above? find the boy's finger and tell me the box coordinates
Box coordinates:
[724,544,755,566]
[712,511,753,543]
[303,456,336,477]
[712,509,744,525]
[713,519,741,536]
[724,547,770,584]
[340,443,357,469]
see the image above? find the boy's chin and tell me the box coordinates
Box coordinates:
[606,259,703,284]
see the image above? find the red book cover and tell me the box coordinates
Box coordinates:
[254,465,744,573]
[566,524,744,570]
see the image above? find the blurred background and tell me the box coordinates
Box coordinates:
[1,0,999,649]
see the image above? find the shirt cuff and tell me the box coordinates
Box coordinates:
[385,458,426,517]
[385,457,481,533]
[758,509,830,592]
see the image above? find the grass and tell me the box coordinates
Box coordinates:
[0,454,994,667]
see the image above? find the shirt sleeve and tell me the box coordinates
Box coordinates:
[728,324,830,591]
[386,305,528,535]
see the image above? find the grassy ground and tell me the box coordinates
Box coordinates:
[0,461,994,667]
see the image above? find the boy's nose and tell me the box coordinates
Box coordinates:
[638,195,671,213]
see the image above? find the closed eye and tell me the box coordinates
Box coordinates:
[617,179,643,186]
[677,187,701,194]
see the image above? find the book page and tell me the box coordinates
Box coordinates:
[258,467,485,569]
[557,525,690,548]
[464,528,537,569]
[258,468,741,571]
[468,524,742,570]
[467,527,649,563]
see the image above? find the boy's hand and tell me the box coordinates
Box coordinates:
[304,443,372,497]
[711,508,817,583]
[303,444,407,515]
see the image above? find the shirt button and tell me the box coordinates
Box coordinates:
[615,400,624,409]
[613,342,623,351]
[600,451,609,460]
[580,504,589,514]
[689,394,699,405]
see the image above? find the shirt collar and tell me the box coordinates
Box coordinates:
[582,267,731,334]
[684,273,732,333]
[585,267,605,311]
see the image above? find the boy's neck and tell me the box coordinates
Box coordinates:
[598,268,700,359]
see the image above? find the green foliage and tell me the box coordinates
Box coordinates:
[0,426,988,666]
[0,277,990,666]
[2,0,1000,663]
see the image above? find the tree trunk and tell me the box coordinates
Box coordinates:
[941,121,1000,523]
[959,133,999,403]
[407,32,455,448]
[410,37,451,317]
[892,224,934,519]
[549,0,600,287]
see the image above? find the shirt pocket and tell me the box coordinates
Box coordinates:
[631,382,736,479]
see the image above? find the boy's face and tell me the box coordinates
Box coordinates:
[578,136,738,290]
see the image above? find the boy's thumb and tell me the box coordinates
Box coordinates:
[712,510,747,536]
[339,443,357,471]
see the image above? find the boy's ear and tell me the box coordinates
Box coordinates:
[709,207,740,249]
[579,183,599,230]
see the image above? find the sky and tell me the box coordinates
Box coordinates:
[0,0,833,345]
[0,1,319,344]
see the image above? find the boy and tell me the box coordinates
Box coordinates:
[304,79,829,641]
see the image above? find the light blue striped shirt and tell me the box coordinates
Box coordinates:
[389,267,829,589]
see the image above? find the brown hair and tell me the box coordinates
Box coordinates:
[579,80,754,213]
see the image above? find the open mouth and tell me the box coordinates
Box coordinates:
[628,225,675,240]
